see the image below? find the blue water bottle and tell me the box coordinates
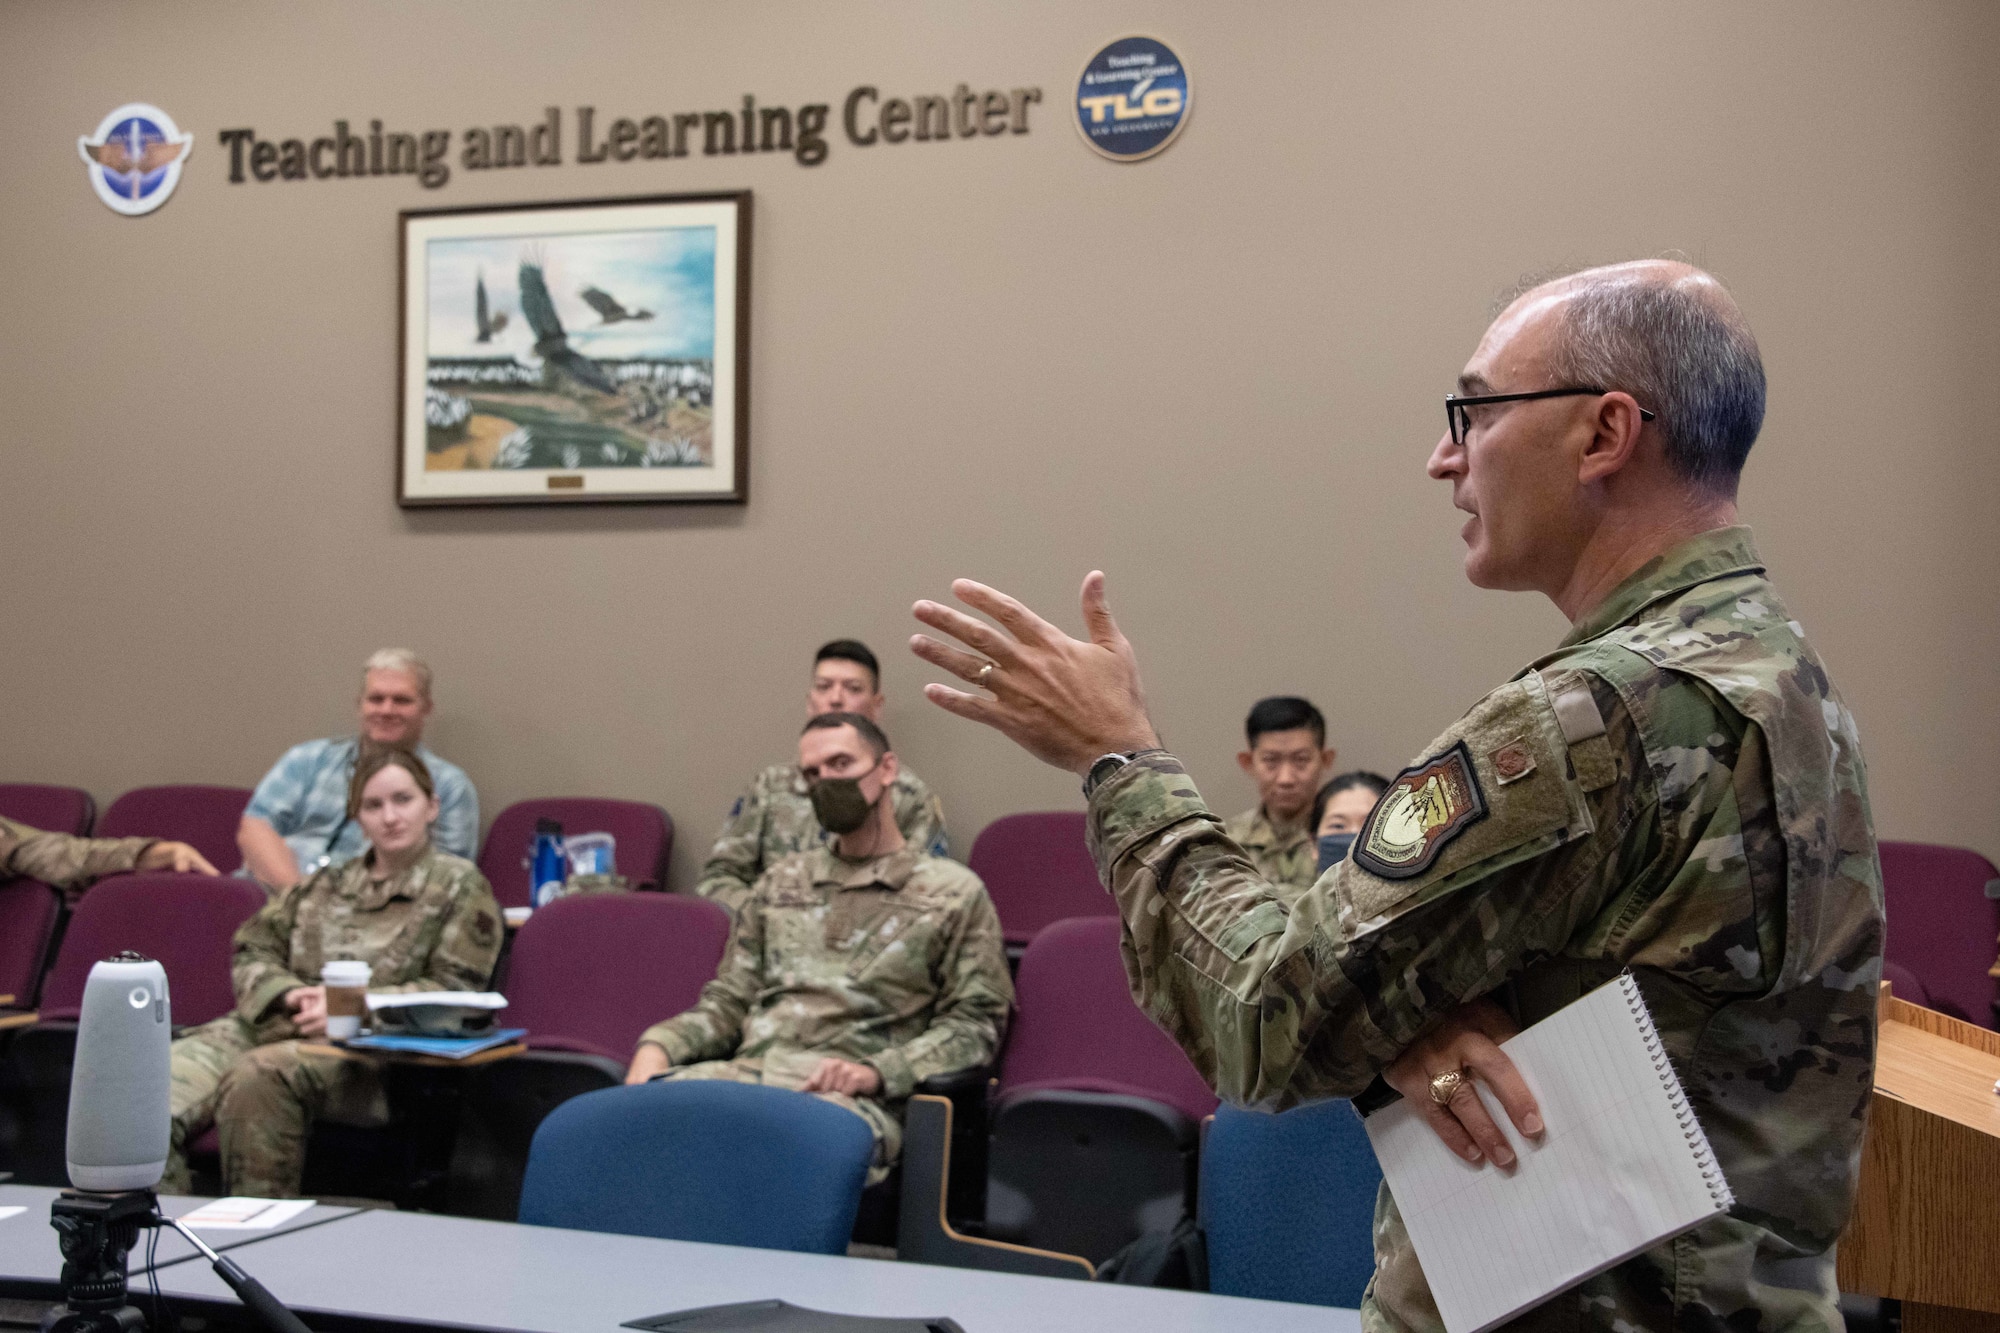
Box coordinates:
[529,818,566,908]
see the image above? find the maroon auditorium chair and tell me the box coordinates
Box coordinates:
[0,879,63,1011]
[447,892,732,1219]
[966,812,1115,952]
[1879,840,2000,1028]
[0,784,96,836]
[980,915,1220,1265]
[478,798,674,908]
[0,873,266,1184]
[98,785,253,876]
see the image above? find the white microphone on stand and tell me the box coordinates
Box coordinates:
[51,953,311,1333]
[67,953,171,1191]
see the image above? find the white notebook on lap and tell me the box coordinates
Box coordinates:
[1363,973,1733,1333]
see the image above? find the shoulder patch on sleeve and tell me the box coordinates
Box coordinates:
[1353,741,1488,880]
[1337,674,1597,933]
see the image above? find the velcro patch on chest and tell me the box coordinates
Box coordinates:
[1353,741,1488,880]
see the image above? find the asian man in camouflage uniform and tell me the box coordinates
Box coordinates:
[165,748,502,1198]
[693,639,951,919]
[1223,695,1337,891]
[912,261,1883,1332]
[0,816,217,904]
[630,712,1010,1183]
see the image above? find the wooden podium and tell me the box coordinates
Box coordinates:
[1838,987,2000,1333]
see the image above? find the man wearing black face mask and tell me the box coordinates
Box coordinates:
[625,712,1012,1184]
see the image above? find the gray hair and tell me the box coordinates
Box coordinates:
[1518,263,1766,494]
[361,647,433,700]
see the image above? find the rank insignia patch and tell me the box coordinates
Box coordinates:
[1354,741,1488,880]
[1490,740,1536,784]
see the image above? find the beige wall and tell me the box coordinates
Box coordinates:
[3,1,1995,885]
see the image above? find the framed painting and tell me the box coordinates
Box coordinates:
[398,191,750,506]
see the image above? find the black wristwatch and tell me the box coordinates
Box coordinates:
[1083,749,1163,799]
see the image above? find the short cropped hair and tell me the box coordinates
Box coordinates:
[347,745,436,818]
[1245,696,1326,748]
[801,710,891,759]
[362,648,433,700]
[814,639,880,689]
[1310,770,1390,833]
[1525,265,1767,493]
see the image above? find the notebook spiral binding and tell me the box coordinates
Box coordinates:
[1617,971,1736,1210]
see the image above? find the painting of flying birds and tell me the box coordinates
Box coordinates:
[399,192,750,507]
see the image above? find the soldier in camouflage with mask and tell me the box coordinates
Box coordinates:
[1,816,217,904]
[692,639,950,920]
[911,261,1882,1332]
[630,712,1011,1184]
[164,746,501,1198]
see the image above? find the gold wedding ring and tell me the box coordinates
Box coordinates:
[977,661,996,689]
[1428,1068,1469,1106]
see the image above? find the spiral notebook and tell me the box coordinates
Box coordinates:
[1363,973,1732,1333]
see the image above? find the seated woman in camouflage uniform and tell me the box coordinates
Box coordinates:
[163,746,502,1198]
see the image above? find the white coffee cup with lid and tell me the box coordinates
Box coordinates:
[321,960,372,1040]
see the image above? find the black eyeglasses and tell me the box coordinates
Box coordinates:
[1444,387,1655,445]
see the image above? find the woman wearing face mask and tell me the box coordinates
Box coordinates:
[1310,770,1391,876]
[162,746,503,1198]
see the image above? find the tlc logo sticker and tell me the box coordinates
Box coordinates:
[1074,35,1190,162]
[78,103,193,216]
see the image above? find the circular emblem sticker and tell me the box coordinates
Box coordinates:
[78,103,193,217]
[1074,35,1191,162]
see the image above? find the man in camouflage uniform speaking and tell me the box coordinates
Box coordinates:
[693,639,950,920]
[629,712,1011,1183]
[164,747,501,1197]
[910,261,1883,1331]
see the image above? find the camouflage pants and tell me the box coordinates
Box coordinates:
[164,1017,388,1198]
[663,1054,901,1186]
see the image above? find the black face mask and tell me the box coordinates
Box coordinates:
[809,761,881,836]
[1317,832,1356,876]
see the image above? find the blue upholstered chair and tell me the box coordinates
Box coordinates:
[518,1080,874,1255]
[1200,1098,1382,1308]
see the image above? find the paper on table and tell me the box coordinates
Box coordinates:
[176,1197,316,1230]
[0,1206,26,1222]
[1364,974,1732,1333]
[365,991,506,1011]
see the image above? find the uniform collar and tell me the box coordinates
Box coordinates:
[1239,806,1308,849]
[810,843,921,893]
[350,845,434,910]
[1560,525,1765,647]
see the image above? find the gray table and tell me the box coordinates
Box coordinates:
[0,1183,362,1279]
[128,1205,1360,1332]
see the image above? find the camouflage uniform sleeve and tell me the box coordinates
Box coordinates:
[863,884,1013,1099]
[1089,669,1652,1107]
[0,817,156,894]
[233,877,313,1030]
[690,772,772,919]
[639,890,765,1063]
[366,864,503,994]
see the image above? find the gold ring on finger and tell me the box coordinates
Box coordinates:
[1428,1067,1469,1106]
[977,661,996,689]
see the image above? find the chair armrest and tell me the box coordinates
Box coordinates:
[914,1065,992,1224]
[896,1095,1093,1281]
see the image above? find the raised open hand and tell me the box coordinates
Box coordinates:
[911,571,1160,775]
